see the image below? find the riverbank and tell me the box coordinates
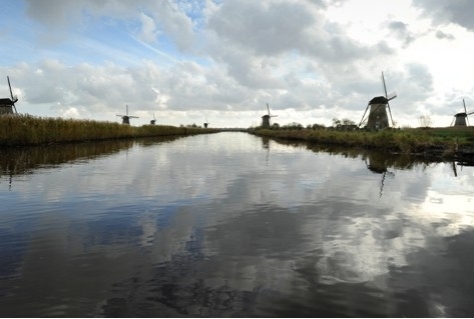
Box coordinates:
[249,127,474,161]
[0,114,219,147]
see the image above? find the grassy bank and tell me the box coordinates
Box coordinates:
[0,114,218,147]
[250,126,474,159]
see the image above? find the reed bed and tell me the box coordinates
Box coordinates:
[250,127,472,159]
[0,114,217,147]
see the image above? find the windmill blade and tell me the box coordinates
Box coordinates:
[7,76,18,113]
[387,92,397,101]
[463,99,467,114]
[359,103,370,127]
[266,103,271,116]
[387,102,395,126]
[7,76,14,100]
[382,71,388,98]
[450,116,455,126]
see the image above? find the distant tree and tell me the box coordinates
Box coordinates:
[282,122,303,130]
[310,123,326,130]
[332,118,341,127]
[419,115,432,127]
[342,118,356,126]
[271,123,280,130]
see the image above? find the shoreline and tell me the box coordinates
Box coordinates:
[249,127,474,162]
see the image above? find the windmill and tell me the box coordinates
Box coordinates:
[0,76,18,114]
[451,99,474,126]
[116,105,138,125]
[203,117,209,128]
[150,113,156,125]
[261,103,278,128]
[359,72,397,130]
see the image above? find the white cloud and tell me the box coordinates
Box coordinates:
[1,0,473,128]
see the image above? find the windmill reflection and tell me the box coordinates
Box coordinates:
[364,152,395,197]
[452,157,474,177]
[261,137,270,164]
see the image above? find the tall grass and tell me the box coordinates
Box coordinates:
[250,127,470,159]
[0,114,217,146]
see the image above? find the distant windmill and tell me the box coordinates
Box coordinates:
[116,105,138,125]
[204,117,209,128]
[261,103,278,128]
[451,99,474,126]
[150,113,156,125]
[0,76,18,114]
[359,72,397,130]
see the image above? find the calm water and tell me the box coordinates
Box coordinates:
[1,132,474,317]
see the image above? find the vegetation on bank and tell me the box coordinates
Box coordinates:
[0,114,218,147]
[250,126,474,159]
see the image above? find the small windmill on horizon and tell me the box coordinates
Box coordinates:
[0,76,19,114]
[359,72,397,130]
[204,117,209,128]
[116,105,138,125]
[261,103,278,128]
[451,99,474,126]
[150,113,156,125]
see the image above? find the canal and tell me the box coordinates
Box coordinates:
[1,132,474,317]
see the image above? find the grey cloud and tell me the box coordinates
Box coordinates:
[24,0,196,52]
[387,21,415,47]
[412,1,474,31]
[207,1,386,63]
[435,30,455,40]
[208,1,316,56]
[25,0,83,28]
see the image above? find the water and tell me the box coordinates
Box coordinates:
[1,132,474,317]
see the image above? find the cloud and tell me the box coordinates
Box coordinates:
[24,0,196,51]
[5,0,473,128]
[138,13,158,43]
[435,30,455,40]
[387,21,415,47]
[412,1,474,31]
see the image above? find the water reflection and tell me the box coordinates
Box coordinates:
[0,137,183,191]
[1,133,474,317]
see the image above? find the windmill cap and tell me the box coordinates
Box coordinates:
[0,98,15,104]
[369,96,389,104]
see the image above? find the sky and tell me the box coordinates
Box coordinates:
[1,0,474,128]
